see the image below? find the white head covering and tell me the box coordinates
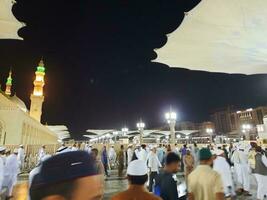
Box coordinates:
[127,160,147,176]
[215,149,224,156]
[0,146,6,152]
[13,148,18,153]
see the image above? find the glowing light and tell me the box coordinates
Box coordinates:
[36,75,44,82]
[165,112,177,120]
[206,128,213,134]
[137,122,145,129]
[176,134,181,139]
[33,91,43,96]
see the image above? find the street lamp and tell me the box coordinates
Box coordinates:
[241,124,251,140]
[165,110,177,144]
[121,127,128,136]
[206,128,213,143]
[113,131,118,142]
[137,121,145,144]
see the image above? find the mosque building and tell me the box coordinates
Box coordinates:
[0,60,59,145]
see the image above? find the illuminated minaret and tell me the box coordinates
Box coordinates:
[30,59,45,122]
[5,69,12,96]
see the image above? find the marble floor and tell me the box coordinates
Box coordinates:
[13,171,257,200]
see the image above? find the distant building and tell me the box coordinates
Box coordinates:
[210,106,234,134]
[0,60,58,145]
[211,106,267,137]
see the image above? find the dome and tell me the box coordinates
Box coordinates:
[10,94,27,112]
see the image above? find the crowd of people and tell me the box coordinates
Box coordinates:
[0,141,267,200]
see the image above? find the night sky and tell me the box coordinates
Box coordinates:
[1,0,267,138]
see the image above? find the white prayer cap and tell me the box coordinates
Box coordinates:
[19,144,23,147]
[127,160,147,176]
[0,146,6,152]
[215,149,224,156]
[13,148,18,153]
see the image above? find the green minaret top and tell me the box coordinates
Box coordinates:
[37,59,45,73]
[6,70,12,85]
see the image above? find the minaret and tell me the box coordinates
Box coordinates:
[5,69,12,96]
[0,0,24,40]
[30,59,45,122]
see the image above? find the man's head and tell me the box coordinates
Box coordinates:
[91,148,99,159]
[13,148,18,155]
[256,146,262,153]
[183,144,187,148]
[42,145,46,149]
[193,142,197,147]
[152,147,157,154]
[250,142,257,150]
[165,152,180,173]
[127,160,148,186]
[199,148,214,167]
[20,145,24,149]
[30,151,104,200]
[120,145,124,150]
[186,149,191,155]
[5,149,11,156]
[0,146,5,155]
[141,144,146,149]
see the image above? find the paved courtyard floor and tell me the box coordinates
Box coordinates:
[13,171,257,200]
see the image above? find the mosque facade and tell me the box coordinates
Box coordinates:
[0,60,58,145]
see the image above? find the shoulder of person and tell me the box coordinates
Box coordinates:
[111,191,127,200]
[147,193,163,200]
[212,169,222,178]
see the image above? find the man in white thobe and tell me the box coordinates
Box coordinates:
[84,143,92,153]
[147,147,162,192]
[108,146,117,169]
[0,146,6,191]
[127,145,133,164]
[233,142,251,196]
[3,149,19,197]
[37,145,46,163]
[213,149,235,197]
[17,145,25,172]
[139,144,148,162]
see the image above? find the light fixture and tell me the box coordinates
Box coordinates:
[165,112,177,121]
[206,128,213,134]
[137,122,145,129]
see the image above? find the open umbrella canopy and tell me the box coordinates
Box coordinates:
[0,0,24,40]
[155,0,267,74]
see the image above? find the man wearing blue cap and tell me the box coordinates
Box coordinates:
[188,148,224,200]
[30,151,104,200]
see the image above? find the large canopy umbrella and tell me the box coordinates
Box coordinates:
[155,0,267,74]
[0,0,24,40]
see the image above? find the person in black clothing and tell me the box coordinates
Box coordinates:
[222,144,231,166]
[155,152,181,200]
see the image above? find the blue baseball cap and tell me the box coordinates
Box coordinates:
[31,151,98,189]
